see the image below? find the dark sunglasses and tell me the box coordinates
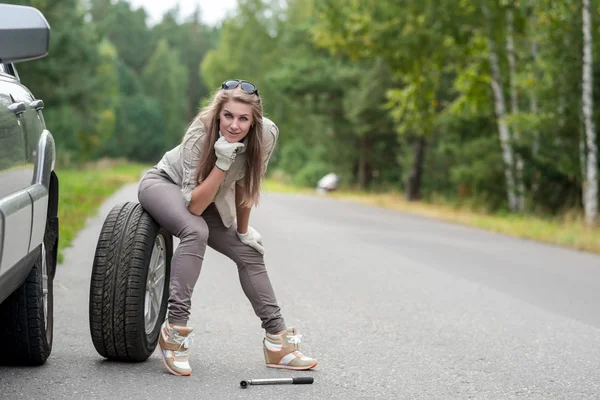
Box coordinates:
[221,79,259,96]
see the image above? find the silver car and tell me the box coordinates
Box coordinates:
[0,4,58,365]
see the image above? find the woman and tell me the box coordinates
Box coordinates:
[137,80,317,377]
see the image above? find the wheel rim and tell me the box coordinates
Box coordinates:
[41,243,48,331]
[145,234,167,336]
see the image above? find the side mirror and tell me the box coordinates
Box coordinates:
[0,4,50,63]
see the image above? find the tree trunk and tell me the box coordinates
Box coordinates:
[483,2,519,212]
[506,6,526,210]
[557,36,568,134]
[582,0,598,225]
[528,0,541,196]
[406,135,426,201]
[358,136,371,190]
[507,8,518,117]
[406,136,427,201]
[580,128,587,210]
[530,40,540,155]
[555,80,565,149]
[529,0,540,156]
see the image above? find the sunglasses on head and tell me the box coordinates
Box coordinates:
[221,79,259,96]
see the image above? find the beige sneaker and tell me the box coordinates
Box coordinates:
[158,320,195,376]
[263,327,318,370]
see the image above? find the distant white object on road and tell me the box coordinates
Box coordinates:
[316,173,340,194]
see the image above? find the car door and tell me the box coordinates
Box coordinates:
[0,64,33,275]
[5,62,48,252]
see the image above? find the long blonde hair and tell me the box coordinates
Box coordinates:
[194,86,263,207]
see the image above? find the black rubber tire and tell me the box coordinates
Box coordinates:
[0,218,57,366]
[89,202,172,362]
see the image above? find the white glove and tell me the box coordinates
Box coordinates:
[237,226,264,255]
[215,136,244,171]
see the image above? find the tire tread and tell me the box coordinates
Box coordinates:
[89,202,171,362]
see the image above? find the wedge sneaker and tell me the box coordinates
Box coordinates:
[263,327,318,370]
[158,320,195,376]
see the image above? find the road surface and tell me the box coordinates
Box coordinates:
[1,183,600,399]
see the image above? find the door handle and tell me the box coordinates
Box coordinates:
[29,99,44,111]
[7,96,28,158]
[8,101,26,116]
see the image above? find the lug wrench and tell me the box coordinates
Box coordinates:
[240,377,314,388]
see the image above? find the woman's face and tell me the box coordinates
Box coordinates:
[219,100,254,143]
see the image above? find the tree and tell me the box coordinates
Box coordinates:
[142,39,189,146]
[201,0,281,97]
[482,1,519,211]
[151,7,217,121]
[88,39,119,156]
[90,0,154,74]
[313,0,471,200]
[582,0,598,225]
[505,2,526,209]
[343,59,398,189]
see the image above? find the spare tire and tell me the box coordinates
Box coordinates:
[89,202,172,362]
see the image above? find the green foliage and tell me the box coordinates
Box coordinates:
[92,0,154,74]
[142,39,189,146]
[56,161,150,262]
[100,94,167,162]
[311,0,600,215]
[151,10,217,120]
[4,0,600,220]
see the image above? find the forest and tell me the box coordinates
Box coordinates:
[5,0,600,225]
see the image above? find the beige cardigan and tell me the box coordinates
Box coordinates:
[154,116,279,227]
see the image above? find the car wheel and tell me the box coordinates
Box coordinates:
[89,202,172,362]
[0,219,56,366]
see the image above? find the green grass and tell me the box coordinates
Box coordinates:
[262,179,600,255]
[56,161,150,263]
[53,164,600,266]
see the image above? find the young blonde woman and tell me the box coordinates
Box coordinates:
[137,80,317,376]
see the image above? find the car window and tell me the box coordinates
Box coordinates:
[3,63,18,79]
[0,64,19,81]
[0,64,16,79]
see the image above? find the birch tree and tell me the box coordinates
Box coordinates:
[582,0,598,225]
[483,2,519,211]
[506,4,526,210]
[528,0,539,157]
[526,0,541,197]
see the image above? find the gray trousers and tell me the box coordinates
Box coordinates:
[137,169,286,334]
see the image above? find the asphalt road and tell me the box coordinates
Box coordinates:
[1,183,600,399]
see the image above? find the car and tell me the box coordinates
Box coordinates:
[0,4,59,365]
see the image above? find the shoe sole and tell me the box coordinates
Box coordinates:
[160,350,191,377]
[266,361,318,370]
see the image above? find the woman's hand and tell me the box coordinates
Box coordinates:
[215,136,244,171]
[237,226,264,255]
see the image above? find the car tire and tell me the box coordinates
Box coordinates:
[89,202,172,362]
[0,217,57,366]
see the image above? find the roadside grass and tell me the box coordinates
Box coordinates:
[262,179,600,255]
[56,160,150,263]
[55,163,600,265]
